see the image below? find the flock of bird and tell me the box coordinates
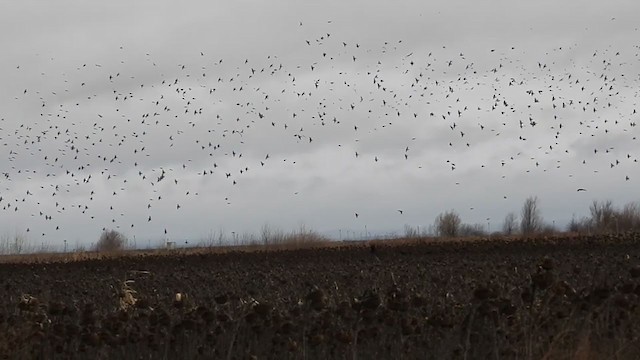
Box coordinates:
[1,25,638,244]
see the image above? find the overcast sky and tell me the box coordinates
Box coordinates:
[1,0,639,249]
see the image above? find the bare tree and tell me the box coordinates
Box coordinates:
[0,232,27,255]
[520,196,542,235]
[96,229,127,252]
[569,214,596,234]
[589,200,615,233]
[568,214,583,233]
[502,212,518,235]
[404,224,419,238]
[260,223,273,245]
[435,210,462,237]
[617,201,640,232]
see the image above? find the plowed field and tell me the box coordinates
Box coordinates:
[2,234,640,359]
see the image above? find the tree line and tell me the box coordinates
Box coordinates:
[432,196,640,238]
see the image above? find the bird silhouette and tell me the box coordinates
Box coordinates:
[2,22,638,245]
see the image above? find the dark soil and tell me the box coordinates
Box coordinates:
[2,233,640,359]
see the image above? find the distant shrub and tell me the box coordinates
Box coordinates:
[540,223,558,235]
[96,229,127,252]
[404,224,420,238]
[618,202,640,232]
[257,223,330,248]
[587,200,640,234]
[589,200,615,233]
[458,223,486,237]
[567,215,592,233]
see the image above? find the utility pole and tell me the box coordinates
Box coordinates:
[486,218,491,235]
